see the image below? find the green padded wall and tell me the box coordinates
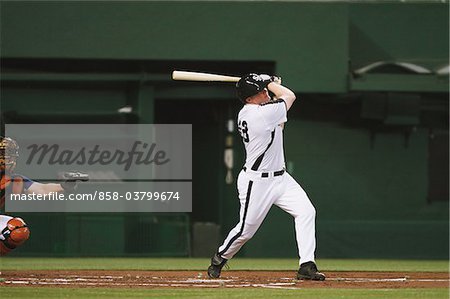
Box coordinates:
[1,1,349,92]
[1,1,448,259]
[350,2,449,70]
[240,120,448,259]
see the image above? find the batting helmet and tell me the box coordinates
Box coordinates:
[236,73,272,103]
[0,137,19,172]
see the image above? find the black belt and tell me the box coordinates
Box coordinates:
[243,167,285,178]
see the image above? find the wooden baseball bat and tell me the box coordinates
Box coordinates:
[172,70,240,82]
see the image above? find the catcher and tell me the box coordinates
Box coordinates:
[0,136,89,255]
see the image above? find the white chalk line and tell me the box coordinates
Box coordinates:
[179,278,234,283]
[2,276,449,289]
[327,277,450,283]
[329,277,407,282]
[412,279,449,282]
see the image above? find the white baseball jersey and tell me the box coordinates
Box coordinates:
[238,99,287,171]
[217,98,318,265]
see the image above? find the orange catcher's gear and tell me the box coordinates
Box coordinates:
[0,217,30,256]
[1,174,24,210]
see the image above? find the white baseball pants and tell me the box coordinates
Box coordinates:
[217,169,317,265]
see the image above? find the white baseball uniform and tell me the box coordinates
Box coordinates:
[217,99,317,265]
[0,215,13,241]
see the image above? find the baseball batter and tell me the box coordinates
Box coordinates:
[208,74,325,280]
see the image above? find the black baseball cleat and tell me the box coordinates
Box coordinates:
[207,254,228,278]
[297,261,326,281]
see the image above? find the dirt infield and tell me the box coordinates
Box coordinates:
[0,270,448,289]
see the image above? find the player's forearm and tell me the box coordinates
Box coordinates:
[46,183,65,193]
[27,182,64,195]
[26,172,89,195]
[267,82,296,110]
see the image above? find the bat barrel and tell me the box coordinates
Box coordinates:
[172,71,240,82]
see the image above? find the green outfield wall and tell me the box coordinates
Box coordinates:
[1,1,448,259]
[2,1,448,92]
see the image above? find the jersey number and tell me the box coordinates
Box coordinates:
[238,120,250,143]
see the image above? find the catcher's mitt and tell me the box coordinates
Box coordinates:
[0,217,30,256]
[60,171,89,193]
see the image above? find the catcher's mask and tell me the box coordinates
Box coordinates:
[0,137,19,172]
[236,73,268,103]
